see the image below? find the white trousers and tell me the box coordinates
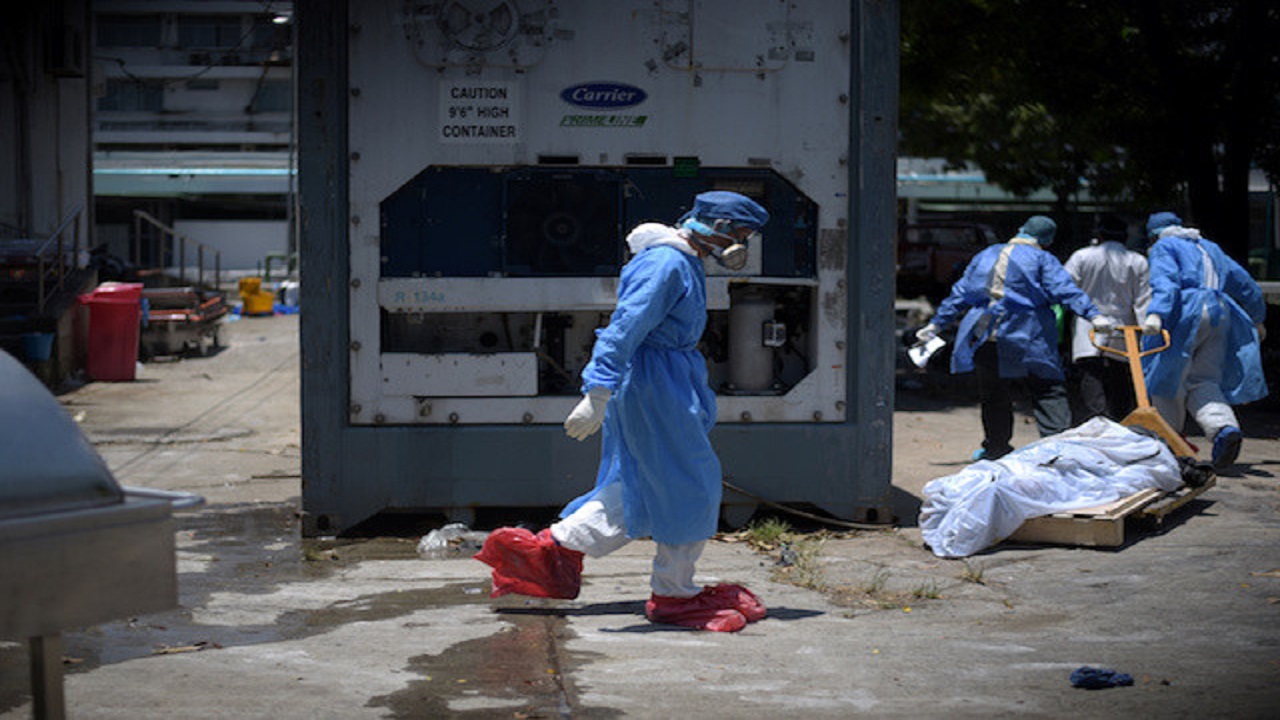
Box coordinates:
[1153,303,1238,439]
[550,482,706,598]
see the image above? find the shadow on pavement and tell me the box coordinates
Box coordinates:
[889,486,923,528]
[497,602,825,630]
[496,601,646,619]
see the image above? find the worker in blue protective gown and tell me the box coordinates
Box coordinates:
[916,216,1115,460]
[475,191,769,632]
[1139,212,1267,470]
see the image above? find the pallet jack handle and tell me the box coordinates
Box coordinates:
[1090,326,1170,409]
[1089,326,1198,458]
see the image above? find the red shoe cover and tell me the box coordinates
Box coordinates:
[473,527,584,600]
[703,584,767,623]
[645,593,748,632]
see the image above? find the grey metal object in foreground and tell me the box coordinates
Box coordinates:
[0,350,201,719]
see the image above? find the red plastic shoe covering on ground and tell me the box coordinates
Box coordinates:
[473,527,584,599]
[702,583,767,622]
[645,583,767,632]
[473,529,766,632]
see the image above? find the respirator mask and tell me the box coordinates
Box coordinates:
[682,218,760,271]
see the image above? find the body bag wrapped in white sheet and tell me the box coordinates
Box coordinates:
[919,417,1183,558]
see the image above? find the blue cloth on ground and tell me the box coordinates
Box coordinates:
[1071,666,1134,690]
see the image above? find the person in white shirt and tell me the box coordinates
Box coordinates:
[1064,216,1151,423]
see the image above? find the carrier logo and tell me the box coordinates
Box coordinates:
[560,82,647,109]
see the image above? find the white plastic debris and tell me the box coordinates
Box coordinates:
[416,522,489,559]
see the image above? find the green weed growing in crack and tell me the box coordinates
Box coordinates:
[911,580,942,599]
[781,536,827,591]
[302,542,338,562]
[960,560,986,585]
[756,527,827,592]
[741,517,791,549]
[863,568,891,595]
[826,568,907,610]
[731,520,837,596]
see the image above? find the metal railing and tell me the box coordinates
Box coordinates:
[131,210,222,290]
[34,206,84,314]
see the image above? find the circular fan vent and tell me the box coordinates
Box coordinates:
[437,0,520,51]
[505,175,621,276]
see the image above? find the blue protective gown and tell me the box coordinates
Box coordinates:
[1142,230,1267,405]
[932,237,1100,381]
[559,227,720,546]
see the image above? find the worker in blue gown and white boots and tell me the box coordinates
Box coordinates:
[1140,212,1268,470]
[475,191,769,632]
[916,216,1116,461]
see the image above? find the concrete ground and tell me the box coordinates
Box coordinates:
[3,312,1278,719]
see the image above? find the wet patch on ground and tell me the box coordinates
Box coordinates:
[276,583,486,633]
[367,606,621,719]
[53,583,488,678]
[0,642,31,714]
[177,503,333,596]
[176,502,424,593]
[1,503,312,711]
[303,535,422,563]
[2,502,622,716]
[27,504,480,679]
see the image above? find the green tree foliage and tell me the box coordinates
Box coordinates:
[901,0,1280,259]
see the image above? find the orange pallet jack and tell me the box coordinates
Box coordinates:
[1091,325,1198,459]
[1007,327,1214,547]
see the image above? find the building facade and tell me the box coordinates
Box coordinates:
[92,0,294,274]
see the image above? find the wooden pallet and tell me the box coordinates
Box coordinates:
[1140,476,1216,522]
[1007,477,1216,548]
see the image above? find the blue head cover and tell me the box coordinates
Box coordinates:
[1016,215,1057,247]
[679,191,770,230]
[1145,211,1182,238]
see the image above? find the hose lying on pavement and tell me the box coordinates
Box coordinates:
[721,479,894,531]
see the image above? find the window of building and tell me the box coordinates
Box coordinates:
[251,81,292,113]
[178,15,244,49]
[250,18,291,50]
[98,79,165,112]
[97,15,162,47]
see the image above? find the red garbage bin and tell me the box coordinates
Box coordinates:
[78,282,144,381]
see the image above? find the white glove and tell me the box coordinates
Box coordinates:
[1258,323,1267,342]
[1141,314,1163,336]
[1090,315,1117,333]
[915,323,940,343]
[564,387,611,441]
